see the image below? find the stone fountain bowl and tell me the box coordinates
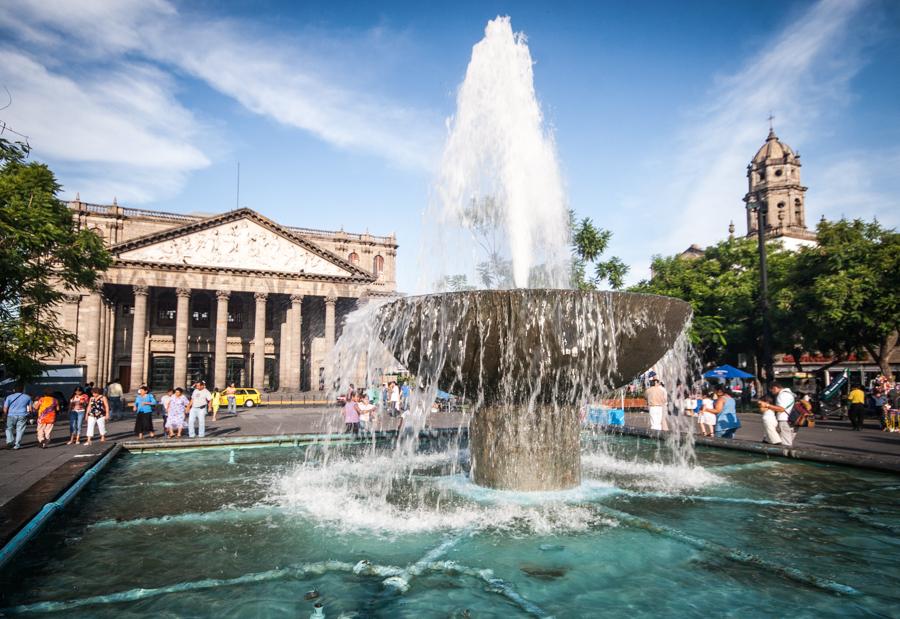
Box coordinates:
[376,289,692,403]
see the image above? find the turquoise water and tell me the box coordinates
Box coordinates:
[0,437,898,617]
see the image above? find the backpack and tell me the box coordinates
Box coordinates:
[786,391,808,427]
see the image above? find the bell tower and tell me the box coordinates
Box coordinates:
[743,123,808,238]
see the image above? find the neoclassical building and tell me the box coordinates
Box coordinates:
[50,199,398,393]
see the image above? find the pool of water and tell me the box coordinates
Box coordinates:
[1,437,898,617]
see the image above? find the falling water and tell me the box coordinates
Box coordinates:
[278,16,704,532]
[428,15,570,290]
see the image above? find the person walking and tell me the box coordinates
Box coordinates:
[34,389,59,448]
[210,387,221,421]
[847,384,866,431]
[132,386,157,439]
[106,379,124,421]
[3,387,32,449]
[225,383,237,416]
[188,380,212,438]
[645,379,668,431]
[165,387,189,438]
[759,384,797,446]
[84,387,109,445]
[67,386,89,445]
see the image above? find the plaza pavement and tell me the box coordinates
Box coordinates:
[0,405,897,548]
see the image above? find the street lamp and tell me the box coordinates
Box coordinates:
[751,200,775,388]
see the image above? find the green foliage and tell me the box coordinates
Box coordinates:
[569,211,629,289]
[0,138,111,382]
[631,236,796,365]
[780,218,899,374]
[632,218,898,372]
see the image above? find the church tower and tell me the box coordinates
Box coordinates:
[743,126,816,249]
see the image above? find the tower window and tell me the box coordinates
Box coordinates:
[374,255,384,279]
[348,252,359,265]
[775,169,783,177]
[777,202,786,209]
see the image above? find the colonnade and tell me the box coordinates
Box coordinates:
[73,284,340,392]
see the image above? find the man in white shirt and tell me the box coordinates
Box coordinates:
[759,384,796,446]
[188,380,212,438]
[645,379,668,431]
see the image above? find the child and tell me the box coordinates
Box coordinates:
[699,391,716,437]
[211,387,221,421]
[357,394,376,435]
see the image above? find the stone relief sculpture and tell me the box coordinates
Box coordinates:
[120,219,349,277]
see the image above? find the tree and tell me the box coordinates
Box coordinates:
[570,211,629,290]
[631,236,797,369]
[0,138,111,382]
[780,218,899,376]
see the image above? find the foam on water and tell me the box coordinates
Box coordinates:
[271,452,622,537]
[581,452,721,493]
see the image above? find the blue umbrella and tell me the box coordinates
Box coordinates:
[703,364,754,379]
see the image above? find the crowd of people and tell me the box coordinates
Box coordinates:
[1,379,245,449]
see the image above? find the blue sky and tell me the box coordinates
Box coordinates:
[1,0,898,290]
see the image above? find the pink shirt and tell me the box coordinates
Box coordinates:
[343,401,359,423]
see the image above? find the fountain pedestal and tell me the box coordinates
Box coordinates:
[469,403,581,491]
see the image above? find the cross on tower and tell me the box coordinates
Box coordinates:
[767,112,775,131]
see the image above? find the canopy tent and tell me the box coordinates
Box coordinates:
[703,364,754,380]
[435,390,452,401]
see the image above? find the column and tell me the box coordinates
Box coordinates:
[85,292,103,385]
[253,292,268,389]
[214,290,230,389]
[129,285,149,390]
[106,302,117,382]
[98,301,109,384]
[174,287,191,388]
[289,294,303,391]
[323,295,336,389]
[324,295,336,353]
[279,302,292,391]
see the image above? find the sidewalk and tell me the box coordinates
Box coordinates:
[623,411,900,471]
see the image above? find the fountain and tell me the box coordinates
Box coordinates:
[376,290,691,490]
[0,18,894,618]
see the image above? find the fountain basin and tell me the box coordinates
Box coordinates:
[377,290,691,490]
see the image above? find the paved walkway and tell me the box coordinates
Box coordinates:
[624,411,900,458]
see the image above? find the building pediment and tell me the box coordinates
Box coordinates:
[112,209,370,280]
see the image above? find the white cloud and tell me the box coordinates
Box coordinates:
[0,49,209,202]
[0,0,439,204]
[614,0,871,283]
[809,148,900,224]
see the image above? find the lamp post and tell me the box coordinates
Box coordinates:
[753,201,775,389]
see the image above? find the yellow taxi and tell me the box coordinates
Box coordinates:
[218,388,262,408]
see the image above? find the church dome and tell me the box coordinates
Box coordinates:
[752,128,796,164]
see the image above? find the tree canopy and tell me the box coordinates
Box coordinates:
[0,138,111,382]
[779,218,899,375]
[632,218,899,377]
